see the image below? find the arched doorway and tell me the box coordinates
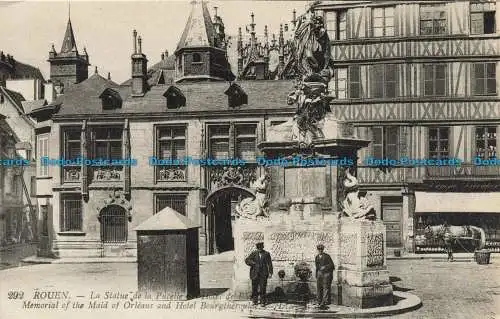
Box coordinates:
[99,205,128,243]
[205,186,254,255]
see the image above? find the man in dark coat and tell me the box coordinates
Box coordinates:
[245,242,273,306]
[315,244,334,310]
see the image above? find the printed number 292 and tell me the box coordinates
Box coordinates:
[8,291,24,299]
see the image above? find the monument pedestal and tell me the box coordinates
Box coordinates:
[231,210,340,301]
[337,219,393,308]
[230,118,393,308]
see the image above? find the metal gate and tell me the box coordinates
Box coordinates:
[100,205,127,243]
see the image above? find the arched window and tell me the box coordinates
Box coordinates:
[192,53,202,63]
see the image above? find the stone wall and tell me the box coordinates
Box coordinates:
[232,214,393,308]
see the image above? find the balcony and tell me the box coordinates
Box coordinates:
[425,164,500,180]
[357,166,416,185]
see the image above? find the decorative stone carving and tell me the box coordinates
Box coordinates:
[340,233,358,265]
[234,174,269,220]
[366,233,384,267]
[96,189,132,222]
[286,12,335,144]
[242,232,264,256]
[209,166,257,189]
[158,166,186,181]
[340,169,377,220]
[93,167,122,181]
[64,167,81,182]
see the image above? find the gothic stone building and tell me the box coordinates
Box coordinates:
[312,0,500,253]
[30,2,297,258]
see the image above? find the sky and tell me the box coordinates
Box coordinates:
[0,0,310,83]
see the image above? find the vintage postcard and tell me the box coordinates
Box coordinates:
[0,0,499,318]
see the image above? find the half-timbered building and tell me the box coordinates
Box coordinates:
[312,0,500,253]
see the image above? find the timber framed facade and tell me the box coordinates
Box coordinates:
[314,0,500,253]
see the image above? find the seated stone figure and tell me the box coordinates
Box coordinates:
[234,174,270,219]
[341,169,376,220]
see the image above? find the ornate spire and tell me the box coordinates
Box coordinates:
[176,0,217,50]
[60,17,78,54]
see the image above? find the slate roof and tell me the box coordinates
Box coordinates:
[148,55,176,74]
[0,86,26,113]
[21,99,47,114]
[14,62,44,80]
[121,55,176,86]
[60,19,78,55]
[54,74,295,116]
[176,1,216,51]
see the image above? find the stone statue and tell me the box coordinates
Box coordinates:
[287,12,335,144]
[341,169,377,220]
[234,174,270,220]
[294,13,333,80]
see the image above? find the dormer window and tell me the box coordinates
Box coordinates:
[99,88,122,110]
[224,83,248,108]
[163,86,186,109]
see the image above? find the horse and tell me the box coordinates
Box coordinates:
[423,225,486,250]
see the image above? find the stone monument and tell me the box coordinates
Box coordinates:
[231,10,393,309]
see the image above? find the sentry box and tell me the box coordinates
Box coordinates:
[135,207,200,300]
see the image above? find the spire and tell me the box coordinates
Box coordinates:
[60,17,78,54]
[176,0,217,51]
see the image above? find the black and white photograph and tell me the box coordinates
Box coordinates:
[0,0,499,318]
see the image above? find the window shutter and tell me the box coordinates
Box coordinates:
[123,120,130,196]
[30,176,36,197]
[385,126,399,159]
[398,126,409,158]
[110,142,122,160]
[81,121,88,197]
[372,127,383,158]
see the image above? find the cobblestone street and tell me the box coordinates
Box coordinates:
[0,257,499,318]
[382,259,500,319]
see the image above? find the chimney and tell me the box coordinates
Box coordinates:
[44,81,56,103]
[131,30,148,97]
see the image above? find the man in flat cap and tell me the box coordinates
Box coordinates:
[245,242,273,306]
[315,244,334,310]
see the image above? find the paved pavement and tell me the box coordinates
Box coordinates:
[0,257,499,319]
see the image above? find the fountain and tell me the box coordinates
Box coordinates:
[229,10,421,315]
